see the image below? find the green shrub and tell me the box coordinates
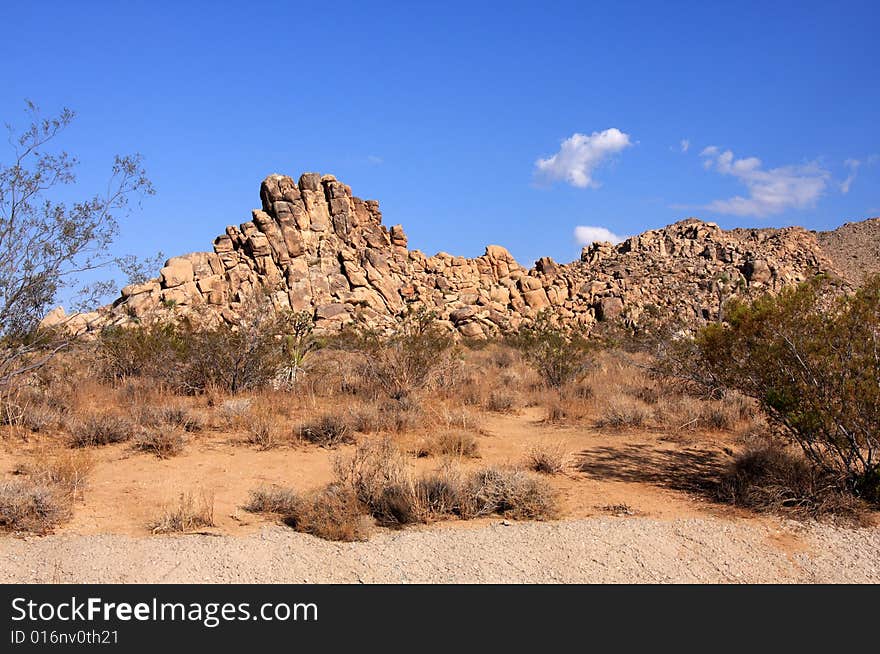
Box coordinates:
[507,312,592,387]
[694,275,880,503]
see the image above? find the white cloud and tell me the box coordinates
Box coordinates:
[535,128,632,188]
[366,155,383,165]
[680,139,690,153]
[698,147,830,217]
[574,225,624,246]
[841,158,860,194]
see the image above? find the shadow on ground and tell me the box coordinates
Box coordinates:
[575,443,729,498]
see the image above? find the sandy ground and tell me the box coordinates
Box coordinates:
[4,404,879,583]
[2,516,879,583]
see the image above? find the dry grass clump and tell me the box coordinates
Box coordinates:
[417,431,480,458]
[526,443,569,474]
[149,492,215,534]
[136,404,203,433]
[244,485,302,514]
[0,480,70,534]
[2,450,94,532]
[485,389,517,413]
[285,484,372,542]
[717,442,862,520]
[0,393,60,434]
[594,396,652,430]
[69,413,137,447]
[133,430,186,458]
[346,396,425,434]
[243,414,289,450]
[462,467,559,520]
[297,414,355,448]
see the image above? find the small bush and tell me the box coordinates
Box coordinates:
[244,486,301,515]
[243,415,287,450]
[463,467,559,520]
[595,397,651,430]
[717,443,860,518]
[23,450,94,500]
[0,479,70,533]
[137,404,202,433]
[69,413,137,447]
[526,443,569,474]
[286,484,372,542]
[134,430,185,458]
[297,414,354,448]
[149,492,215,534]
[485,390,516,413]
[508,312,592,388]
[419,431,480,458]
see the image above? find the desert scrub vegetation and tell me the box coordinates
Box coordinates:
[1,450,93,533]
[149,491,215,534]
[717,441,863,519]
[507,312,593,388]
[297,414,355,448]
[133,429,185,458]
[244,486,302,515]
[416,431,480,458]
[689,274,880,505]
[69,412,137,447]
[526,443,569,474]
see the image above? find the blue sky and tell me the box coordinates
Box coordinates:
[2,0,878,284]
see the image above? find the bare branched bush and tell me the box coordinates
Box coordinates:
[149,492,215,534]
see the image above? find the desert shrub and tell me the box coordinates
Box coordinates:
[22,450,93,500]
[332,437,419,527]
[242,414,288,450]
[594,397,651,430]
[0,390,60,433]
[149,491,215,533]
[69,413,137,447]
[343,307,456,400]
[347,396,425,434]
[286,483,372,542]
[462,467,559,520]
[413,464,466,520]
[508,312,592,388]
[297,414,354,448]
[244,486,302,515]
[526,443,569,474]
[419,431,480,458]
[694,275,880,503]
[718,442,861,518]
[133,430,185,458]
[485,389,516,413]
[0,479,70,533]
[97,323,186,386]
[216,398,252,426]
[136,403,203,433]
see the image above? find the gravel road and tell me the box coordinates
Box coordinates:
[2,517,878,583]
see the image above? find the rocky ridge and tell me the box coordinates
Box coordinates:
[43,172,844,337]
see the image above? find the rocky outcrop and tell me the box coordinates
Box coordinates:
[51,172,845,337]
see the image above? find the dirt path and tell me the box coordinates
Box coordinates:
[2,516,878,584]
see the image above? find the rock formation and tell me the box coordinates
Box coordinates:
[44,171,848,337]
